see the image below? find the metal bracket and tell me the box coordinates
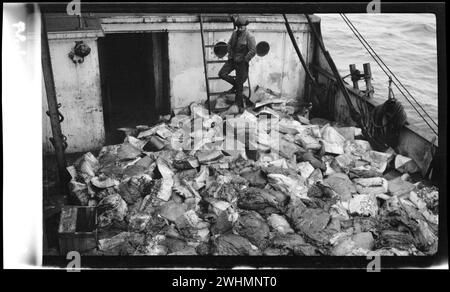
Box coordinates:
[46,103,65,123]
[49,134,68,150]
[46,103,68,150]
[350,69,366,83]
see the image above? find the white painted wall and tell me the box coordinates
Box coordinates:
[168,27,312,110]
[168,32,207,111]
[42,38,105,154]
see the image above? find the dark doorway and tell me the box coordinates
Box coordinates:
[98,33,170,145]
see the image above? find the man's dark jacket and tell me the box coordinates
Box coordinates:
[227,30,256,63]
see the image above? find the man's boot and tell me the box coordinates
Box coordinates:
[236,93,245,113]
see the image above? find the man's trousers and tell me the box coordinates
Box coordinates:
[218,60,249,108]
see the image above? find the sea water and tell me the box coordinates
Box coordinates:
[318,14,438,137]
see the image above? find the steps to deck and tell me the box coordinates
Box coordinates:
[206,59,227,64]
[200,14,239,114]
[207,75,235,80]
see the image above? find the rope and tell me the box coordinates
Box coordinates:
[340,14,435,126]
[340,14,438,135]
[342,14,438,129]
[340,14,438,136]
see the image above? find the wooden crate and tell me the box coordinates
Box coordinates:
[58,206,97,255]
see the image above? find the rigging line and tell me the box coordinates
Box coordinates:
[304,14,364,128]
[339,15,417,112]
[341,13,438,130]
[342,14,438,130]
[339,14,438,136]
[340,15,419,110]
[341,19,438,137]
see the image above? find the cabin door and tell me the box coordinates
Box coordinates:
[98,32,170,145]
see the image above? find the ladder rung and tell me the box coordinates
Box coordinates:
[203,29,235,32]
[207,76,235,80]
[206,60,227,64]
[205,44,228,48]
[209,92,233,96]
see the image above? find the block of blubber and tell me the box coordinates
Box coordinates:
[388,176,416,197]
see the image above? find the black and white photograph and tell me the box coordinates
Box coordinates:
[2,1,447,272]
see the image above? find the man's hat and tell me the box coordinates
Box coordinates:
[234,16,250,27]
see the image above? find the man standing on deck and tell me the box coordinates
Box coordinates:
[218,16,256,112]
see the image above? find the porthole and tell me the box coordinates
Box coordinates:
[213,41,228,58]
[256,41,270,57]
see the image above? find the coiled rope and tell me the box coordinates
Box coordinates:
[370,78,408,148]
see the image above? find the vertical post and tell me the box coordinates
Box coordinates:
[283,14,316,85]
[304,14,361,124]
[363,63,373,98]
[349,64,359,89]
[78,15,83,29]
[97,38,113,140]
[199,14,211,115]
[41,12,68,183]
[152,33,163,115]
